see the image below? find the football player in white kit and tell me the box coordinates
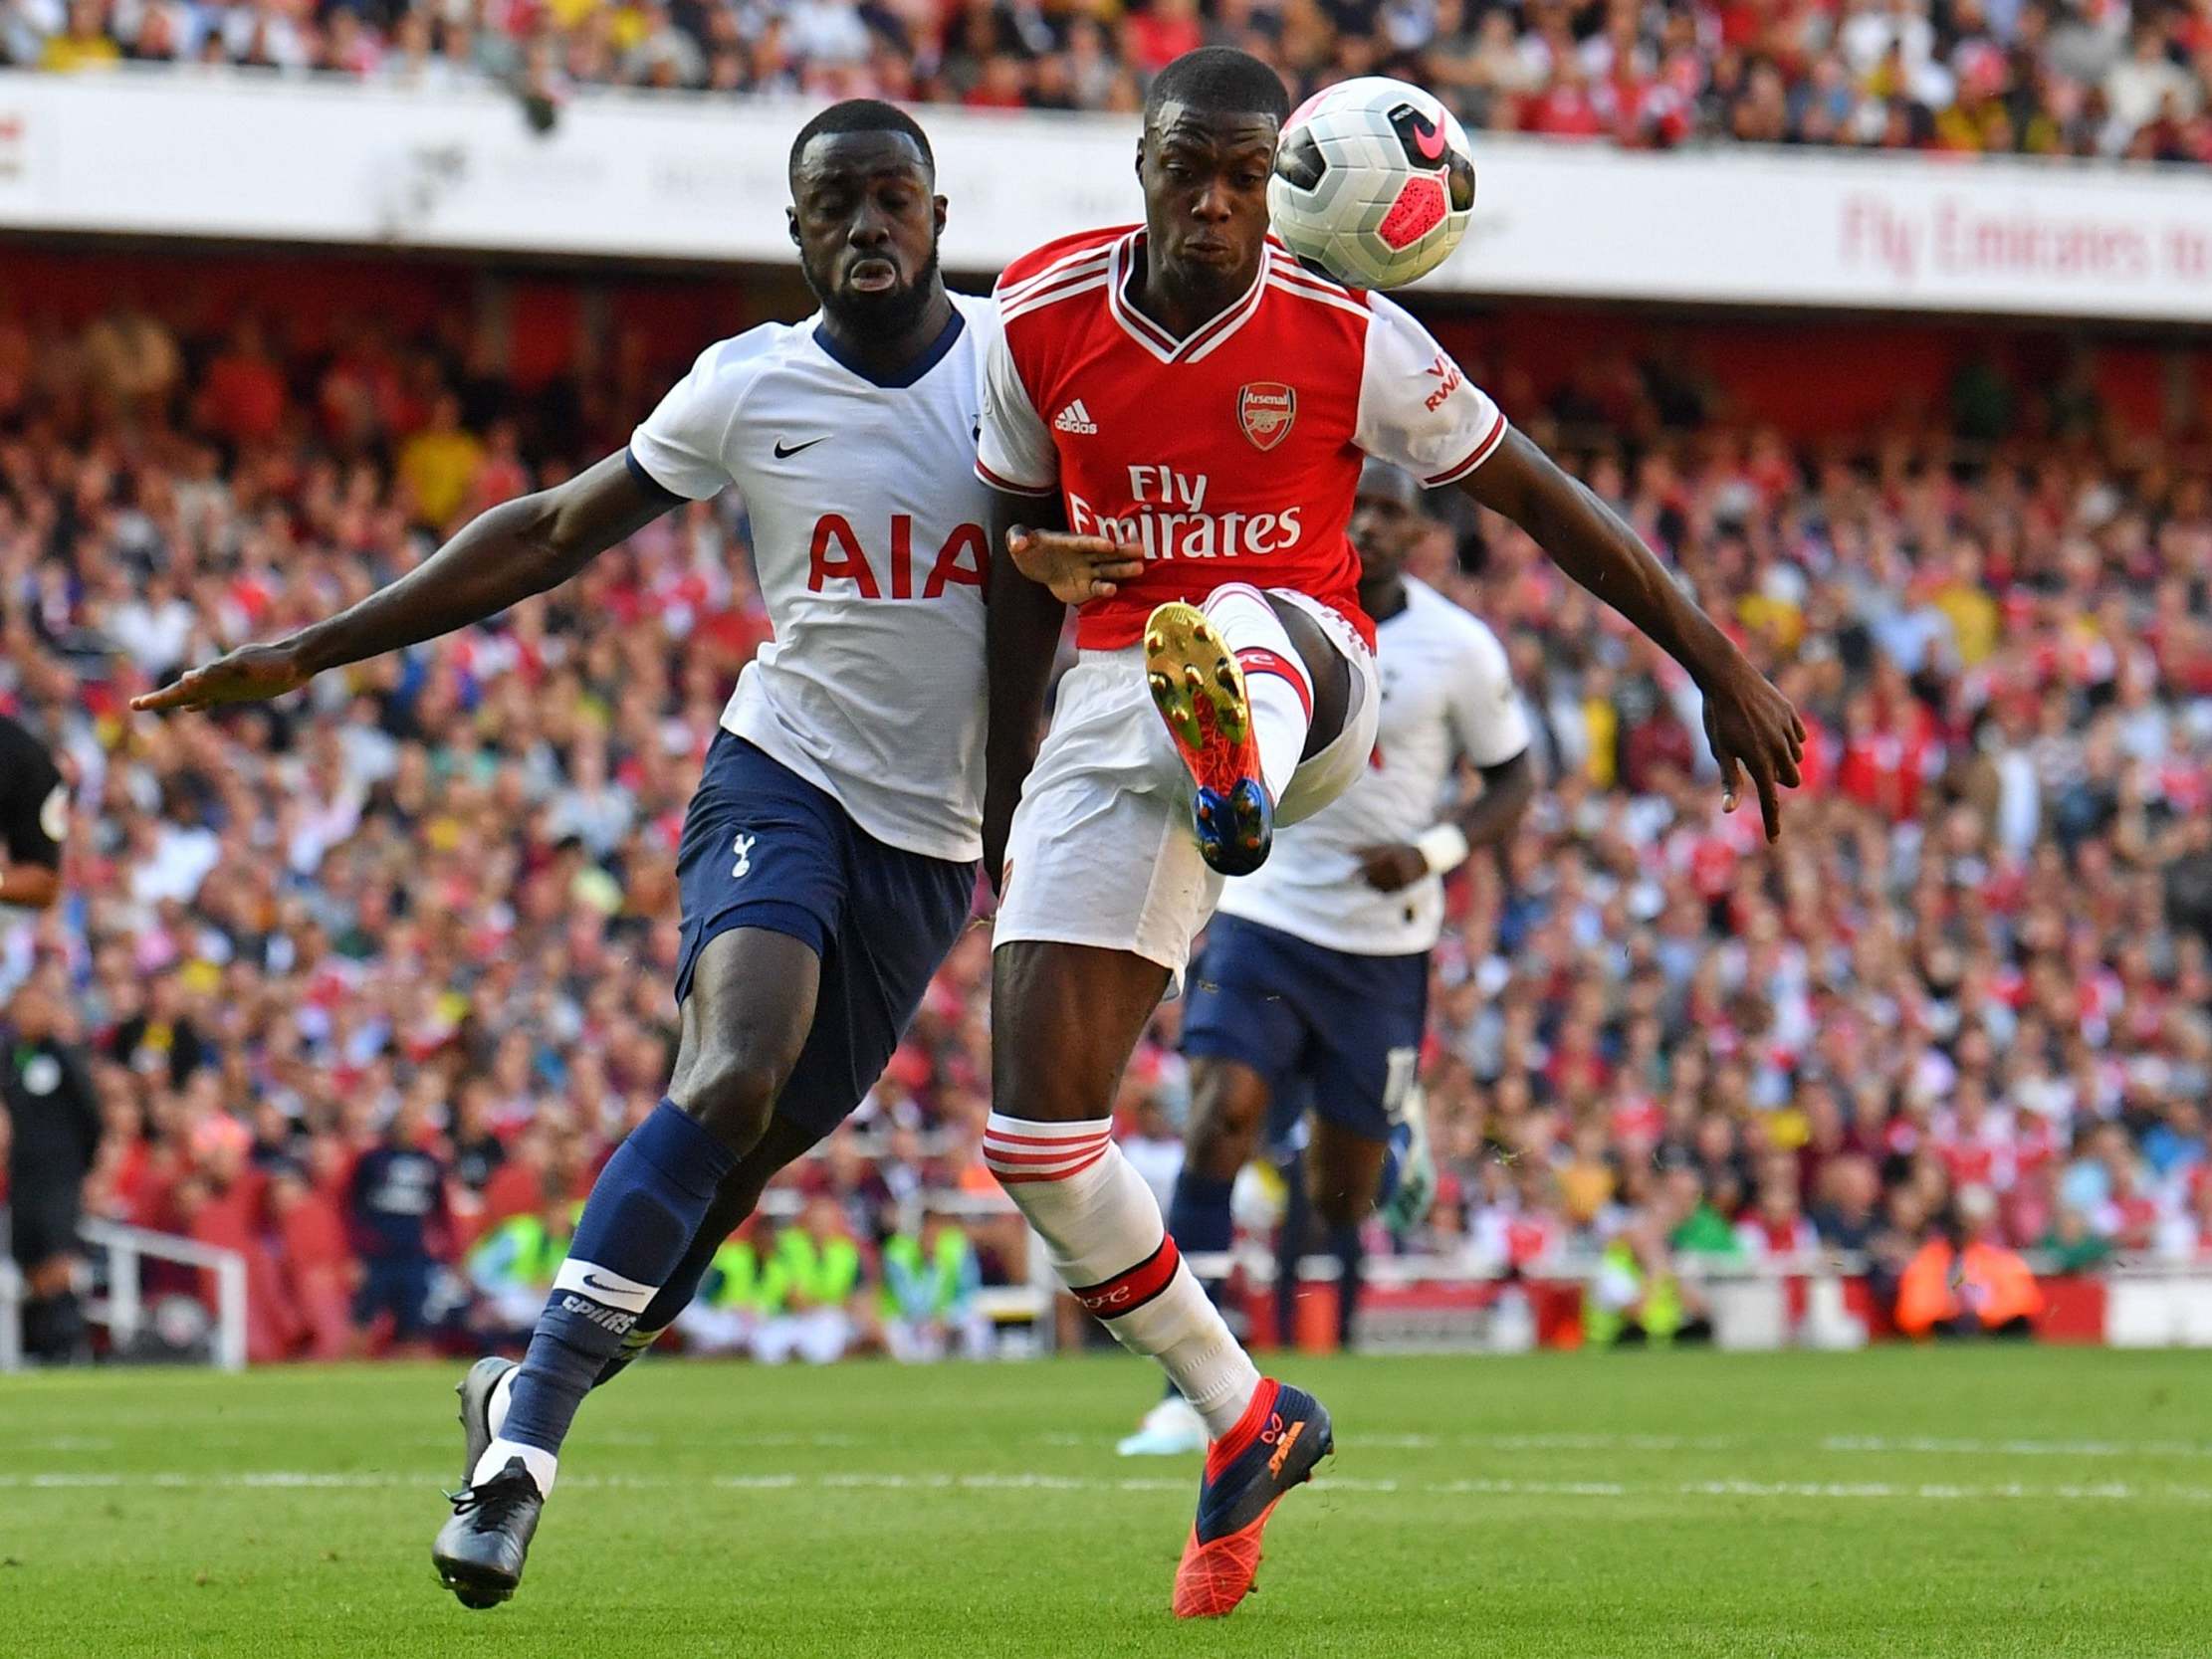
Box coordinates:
[1121,460,1535,1457]
[132,103,995,1609]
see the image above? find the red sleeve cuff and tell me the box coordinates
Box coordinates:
[1423,411,1509,488]
[976,458,1057,498]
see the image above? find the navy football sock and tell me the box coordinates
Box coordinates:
[1167,1168,1235,1273]
[1161,1168,1236,1400]
[1275,1156,1314,1348]
[500,1101,737,1459]
[1331,1223,1366,1349]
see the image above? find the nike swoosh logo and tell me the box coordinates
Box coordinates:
[579,1273,631,1297]
[774,437,827,459]
[1412,120,1445,162]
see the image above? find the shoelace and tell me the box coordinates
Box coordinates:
[445,1469,536,1532]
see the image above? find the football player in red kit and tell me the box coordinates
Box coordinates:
[976,48,1803,1619]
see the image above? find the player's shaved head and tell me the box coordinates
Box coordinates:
[1353,461,1425,593]
[785,100,948,349]
[1356,460,1421,512]
[1141,48,1291,132]
[788,99,935,180]
[1132,49,1285,316]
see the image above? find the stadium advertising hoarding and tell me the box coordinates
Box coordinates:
[2,73,2211,322]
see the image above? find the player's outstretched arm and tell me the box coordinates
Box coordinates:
[131,453,676,715]
[1455,748,1537,852]
[1459,430,1804,840]
[983,491,1078,892]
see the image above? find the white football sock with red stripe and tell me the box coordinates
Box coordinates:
[1201,582,1312,803]
[986,1114,1261,1437]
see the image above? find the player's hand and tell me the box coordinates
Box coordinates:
[130,641,314,714]
[1698,652,1805,842]
[1005,525,1145,606]
[1354,843,1428,893]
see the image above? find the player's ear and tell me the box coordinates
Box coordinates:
[786,206,800,249]
[933,194,948,237]
[1132,135,1145,178]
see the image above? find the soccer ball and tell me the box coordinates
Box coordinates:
[1268,78,1476,292]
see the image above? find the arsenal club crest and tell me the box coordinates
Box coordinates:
[1237,383,1297,452]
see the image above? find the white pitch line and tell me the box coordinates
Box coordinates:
[1459,1431,2212,1458]
[0,1436,118,1452]
[1431,1478,1631,1497]
[1455,1432,1742,1452]
[1820,1435,2212,1460]
[132,1428,2210,1460]
[1676,1478,2212,1502]
[4,1470,2210,1504]
[1447,1430,2212,1459]
[807,1471,1404,1495]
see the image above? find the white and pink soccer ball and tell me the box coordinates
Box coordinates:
[1268,78,1477,292]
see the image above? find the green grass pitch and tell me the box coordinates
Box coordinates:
[2,1346,2208,1657]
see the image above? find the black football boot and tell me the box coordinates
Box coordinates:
[432,1456,543,1609]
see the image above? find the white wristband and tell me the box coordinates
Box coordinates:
[1416,823,1471,877]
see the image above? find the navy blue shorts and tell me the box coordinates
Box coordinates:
[354,1256,434,1341]
[676,731,978,1140]
[1181,914,1429,1144]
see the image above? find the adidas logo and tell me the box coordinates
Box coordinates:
[1053,399,1097,436]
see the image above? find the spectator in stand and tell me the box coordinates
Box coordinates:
[754,1197,867,1365]
[396,392,486,530]
[10,0,2212,159]
[110,971,209,1092]
[1894,1185,2044,1337]
[39,0,119,72]
[268,1157,354,1360]
[346,1082,452,1354]
[881,1210,991,1362]
[192,317,286,447]
[1586,1211,1712,1347]
[674,1224,766,1357]
[465,1191,574,1348]
[2040,1201,2114,1273]
[1810,1153,1883,1252]
[1734,1151,1820,1259]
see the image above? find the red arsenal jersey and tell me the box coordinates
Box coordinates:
[976,226,1509,652]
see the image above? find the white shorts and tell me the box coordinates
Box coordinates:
[994,589,1380,992]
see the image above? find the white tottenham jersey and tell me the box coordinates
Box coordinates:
[628,295,995,862]
[1218,578,1529,956]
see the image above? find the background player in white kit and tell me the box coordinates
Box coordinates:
[1122,460,1535,1456]
[133,102,995,1610]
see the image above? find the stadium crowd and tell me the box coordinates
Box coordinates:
[9,0,2212,161]
[0,279,2207,1361]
